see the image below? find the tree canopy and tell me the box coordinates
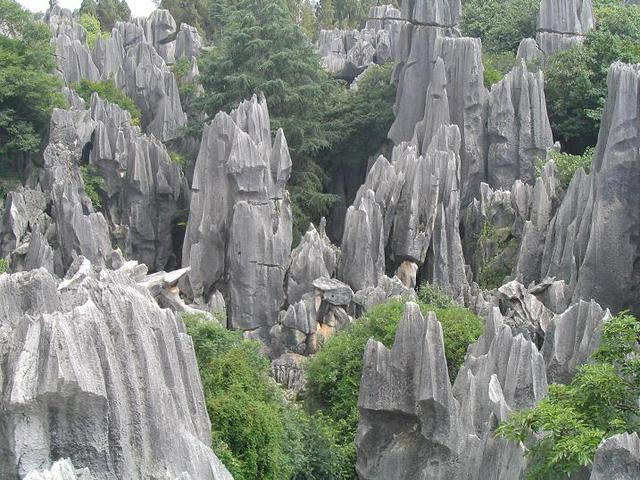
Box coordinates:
[79,0,131,31]
[0,0,64,172]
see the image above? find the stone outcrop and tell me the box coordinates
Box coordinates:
[49,6,191,142]
[516,62,640,314]
[356,303,548,479]
[590,433,640,480]
[487,61,554,189]
[89,94,186,271]
[182,95,292,342]
[536,0,595,55]
[317,5,401,80]
[0,261,232,480]
[287,219,338,305]
[339,124,469,300]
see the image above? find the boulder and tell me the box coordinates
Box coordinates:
[590,433,640,480]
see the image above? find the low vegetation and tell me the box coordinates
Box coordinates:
[0,258,8,274]
[497,311,640,479]
[80,164,106,210]
[74,79,142,125]
[305,293,484,478]
[537,148,593,190]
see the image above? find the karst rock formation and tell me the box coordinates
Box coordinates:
[2,0,640,477]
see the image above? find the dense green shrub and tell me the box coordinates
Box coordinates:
[74,79,142,125]
[537,148,593,190]
[0,0,65,167]
[0,258,8,274]
[544,2,640,153]
[80,164,106,210]
[78,13,106,49]
[79,0,131,32]
[461,0,539,54]
[305,299,484,478]
[184,313,345,480]
[497,311,640,479]
[483,52,516,88]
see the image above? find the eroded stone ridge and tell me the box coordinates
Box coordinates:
[0,261,233,480]
[536,0,595,55]
[182,95,293,342]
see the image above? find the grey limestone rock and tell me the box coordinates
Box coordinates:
[23,459,92,480]
[516,38,544,64]
[0,264,232,480]
[89,94,185,271]
[590,433,640,480]
[536,0,594,55]
[145,9,177,64]
[487,61,554,189]
[176,23,203,59]
[356,303,548,479]
[542,299,610,383]
[182,95,292,341]
[287,219,338,304]
[517,62,640,313]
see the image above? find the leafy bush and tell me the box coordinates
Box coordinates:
[417,282,454,309]
[537,148,593,190]
[305,299,483,478]
[80,164,106,210]
[168,150,187,168]
[0,0,65,165]
[544,3,640,152]
[497,311,640,479]
[184,313,345,480]
[461,0,539,54]
[483,51,516,88]
[74,79,142,125]
[0,258,8,274]
[78,13,105,49]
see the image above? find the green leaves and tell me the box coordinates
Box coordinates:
[497,312,640,479]
[74,79,142,124]
[0,1,65,168]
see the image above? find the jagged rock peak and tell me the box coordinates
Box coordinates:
[517,62,640,313]
[487,60,554,189]
[536,0,595,55]
[401,0,462,26]
[0,262,232,479]
[590,433,640,480]
[182,95,292,342]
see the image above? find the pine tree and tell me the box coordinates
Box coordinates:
[317,0,335,28]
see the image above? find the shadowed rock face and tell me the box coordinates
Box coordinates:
[590,433,640,480]
[356,300,610,479]
[182,95,292,342]
[0,261,233,480]
[536,0,594,55]
[317,5,401,80]
[356,304,547,479]
[517,62,640,314]
[48,6,191,143]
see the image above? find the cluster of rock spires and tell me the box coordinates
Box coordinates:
[317,4,401,82]
[49,6,201,142]
[2,0,640,477]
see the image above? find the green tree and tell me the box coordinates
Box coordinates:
[497,311,640,479]
[317,0,336,28]
[158,0,211,37]
[81,0,130,31]
[74,78,142,124]
[198,0,342,242]
[305,298,484,478]
[461,0,539,54]
[78,12,103,49]
[0,0,65,175]
[544,2,640,153]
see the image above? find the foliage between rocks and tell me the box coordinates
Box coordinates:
[305,299,484,479]
[184,313,347,480]
[80,164,106,210]
[74,79,142,125]
[497,311,640,479]
[0,258,8,274]
[537,148,593,190]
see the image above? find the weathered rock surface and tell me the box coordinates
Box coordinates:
[49,7,190,143]
[340,124,469,300]
[536,0,594,55]
[487,61,554,189]
[287,219,338,304]
[590,433,640,480]
[0,262,232,479]
[317,5,401,80]
[356,303,548,479]
[89,94,186,271]
[182,95,292,342]
[517,62,640,314]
